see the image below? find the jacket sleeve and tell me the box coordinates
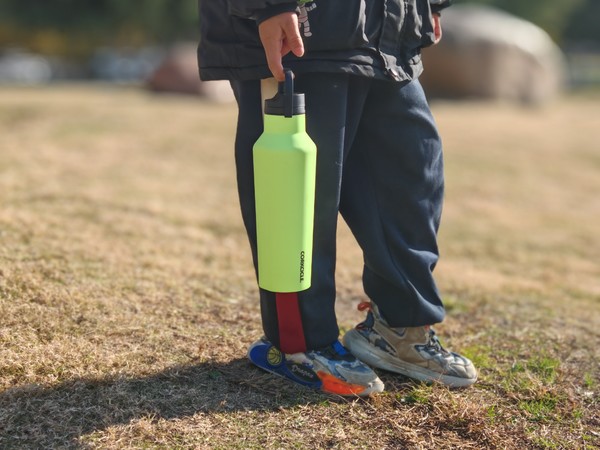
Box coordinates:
[429,0,452,14]
[227,0,299,22]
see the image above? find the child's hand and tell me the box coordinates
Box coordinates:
[432,13,442,44]
[259,12,305,81]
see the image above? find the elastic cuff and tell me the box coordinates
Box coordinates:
[255,3,299,25]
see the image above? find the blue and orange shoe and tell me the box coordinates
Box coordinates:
[247,337,384,397]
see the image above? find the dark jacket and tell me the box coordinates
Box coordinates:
[198,0,451,82]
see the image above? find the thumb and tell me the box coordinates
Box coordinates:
[282,14,304,57]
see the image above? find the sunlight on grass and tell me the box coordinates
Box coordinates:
[1,86,599,449]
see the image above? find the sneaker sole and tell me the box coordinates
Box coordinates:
[343,329,477,388]
[248,340,383,397]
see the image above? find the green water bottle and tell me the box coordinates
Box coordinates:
[253,70,317,293]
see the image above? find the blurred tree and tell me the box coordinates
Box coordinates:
[564,0,600,44]
[1,0,598,58]
[0,0,198,58]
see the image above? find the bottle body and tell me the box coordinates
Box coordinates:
[253,114,317,292]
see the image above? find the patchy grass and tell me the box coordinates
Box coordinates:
[0,85,599,449]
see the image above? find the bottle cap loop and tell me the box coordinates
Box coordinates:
[264,69,305,116]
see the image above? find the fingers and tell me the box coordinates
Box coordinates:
[260,27,286,81]
[259,12,304,81]
[432,13,442,44]
[281,14,304,58]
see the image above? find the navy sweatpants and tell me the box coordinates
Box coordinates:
[231,73,445,353]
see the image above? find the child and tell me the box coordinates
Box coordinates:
[198,0,477,396]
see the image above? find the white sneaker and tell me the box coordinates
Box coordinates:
[343,302,477,388]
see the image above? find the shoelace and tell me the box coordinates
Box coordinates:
[425,326,451,356]
[313,341,354,362]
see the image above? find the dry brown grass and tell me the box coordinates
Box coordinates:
[0,85,598,449]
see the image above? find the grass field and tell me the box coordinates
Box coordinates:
[0,85,598,449]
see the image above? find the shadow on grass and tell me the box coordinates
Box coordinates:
[0,358,327,448]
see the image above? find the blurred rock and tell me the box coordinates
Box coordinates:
[146,43,234,103]
[420,5,567,104]
[0,49,52,84]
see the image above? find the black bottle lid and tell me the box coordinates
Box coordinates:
[264,69,305,117]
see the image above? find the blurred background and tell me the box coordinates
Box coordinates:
[0,0,599,100]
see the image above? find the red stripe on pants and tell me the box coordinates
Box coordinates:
[275,292,306,353]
